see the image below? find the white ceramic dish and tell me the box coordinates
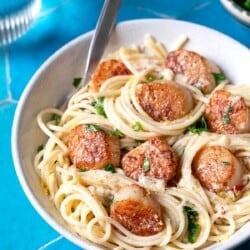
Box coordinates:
[12,19,250,250]
[220,0,250,26]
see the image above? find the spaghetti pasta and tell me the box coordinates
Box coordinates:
[34,35,250,249]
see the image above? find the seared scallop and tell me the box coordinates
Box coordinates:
[90,59,131,92]
[192,145,244,192]
[165,49,219,94]
[68,124,120,170]
[110,184,164,236]
[122,137,178,184]
[136,81,193,122]
[205,90,250,134]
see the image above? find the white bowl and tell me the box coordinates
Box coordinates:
[12,19,250,250]
[220,0,250,26]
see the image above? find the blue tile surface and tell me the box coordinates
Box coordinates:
[1,0,250,249]
[0,49,8,100]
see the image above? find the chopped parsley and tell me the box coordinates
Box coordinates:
[181,148,185,156]
[84,124,124,138]
[107,129,124,137]
[146,75,163,82]
[183,206,200,243]
[227,106,233,113]
[135,139,145,145]
[79,168,87,172]
[213,72,226,85]
[143,157,150,172]
[85,124,102,132]
[195,85,204,93]
[132,121,143,132]
[72,77,82,88]
[37,144,44,153]
[52,114,61,125]
[90,96,107,118]
[102,195,115,209]
[186,116,209,135]
[110,195,115,204]
[104,164,116,173]
[221,161,230,165]
[222,106,232,125]
[222,113,231,124]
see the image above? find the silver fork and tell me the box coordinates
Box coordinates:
[60,0,122,108]
[81,0,122,87]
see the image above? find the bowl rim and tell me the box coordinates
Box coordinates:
[220,0,250,25]
[11,18,250,250]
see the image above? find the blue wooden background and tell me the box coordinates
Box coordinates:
[1,0,250,249]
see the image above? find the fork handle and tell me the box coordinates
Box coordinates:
[82,0,122,86]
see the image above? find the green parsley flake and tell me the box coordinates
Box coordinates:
[84,124,124,137]
[85,124,102,132]
[79,168,87,172]
[146,75,163,82]
[143,157,150,172]
[213,72,226,85]
[108,129,124,137]
[183,206,200,243]
[221,161,230,165]
[110,195,115,204]
[227,106,233,113]
[147,75,154,82]
[135,139,145,145]
[72,77,82,88]
[181,148,185,156]
[222,113,231,124]
[53,114,61,125]
[104,164,116,173]
[132,121,143,132]
[90,96,107,118]
[196,85,203,93]
[37,144,44,153]
[187,116,209,135]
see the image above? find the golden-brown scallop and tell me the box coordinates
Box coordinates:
[192,145,244,192]
[90,59,131,92]
[68,124,120,170]
[122,137,178,184]
[205,90,250,134]
[165,49,219,94]
[110,184,164,236]
[136,81,193,122]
